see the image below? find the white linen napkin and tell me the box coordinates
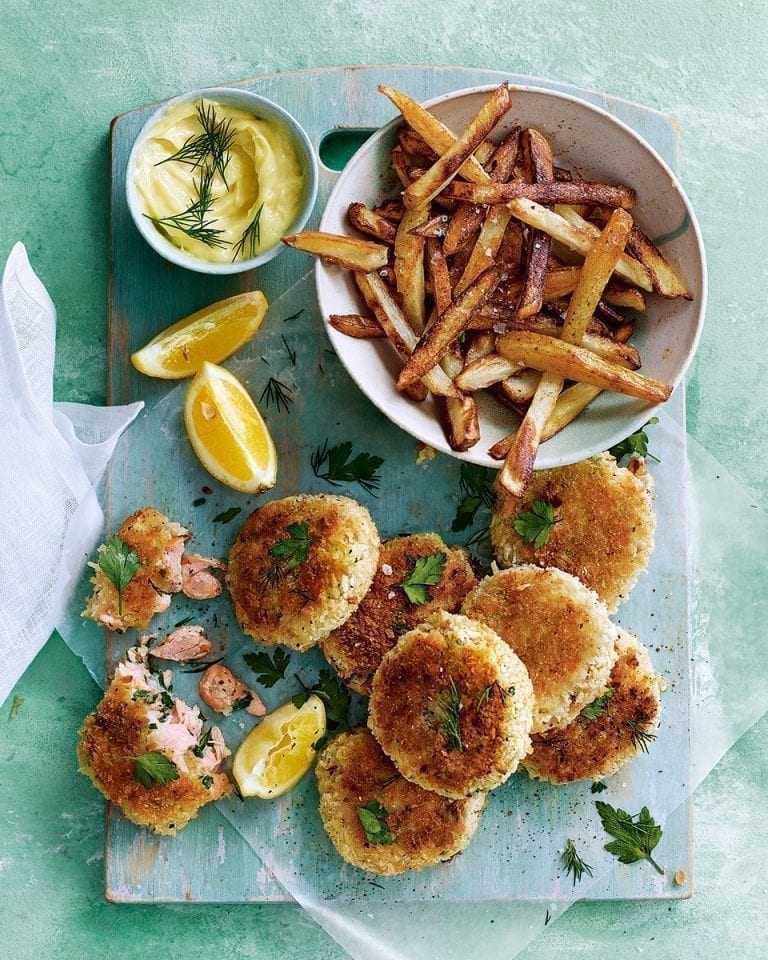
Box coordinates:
[0,242,142,706]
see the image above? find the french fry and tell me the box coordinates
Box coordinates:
[626,223,692,299]
[425,238,452,316]
[394,206,429,332]
[497,369,541,404]
[328,314,385,338]
[398,127,438,162]
[465,330,496,364]
[359,271,461,399]
[506,199,653,290]
[390,146,412,189]
[378,85,492,185]
[495,331,672,403]
[397,264,506,390]
[440,345,480,451]
[409,214,449,238]
[455,354,519,391]
[495,208,636,495]
[516,130,554,321]
[444,203,484,255]
[403,84,512,209]
[454,205,513,296]
[604,282,646,311]
[348,203,397,244]
[444,179,636,208]
[372,200,405,223]
[282,231,389,272]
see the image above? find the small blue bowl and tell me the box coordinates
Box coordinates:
[126,86,318,275]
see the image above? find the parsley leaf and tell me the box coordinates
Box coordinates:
[292,670,351,732]
[357,800,395,845]
[131,751,179,787]
[452,463,495,532]
[595,801,665,874]
[98,535,141,615]
[580,688,614,720]
[269,522,313,570]
[311,440,384,495]
[512,499,558,549]
[400,552,446,605]
[213,507,242,524]
[562,839,593,886]
[244,649,291,688]
[609,417,660,466]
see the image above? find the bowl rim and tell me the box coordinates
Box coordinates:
[316,82,708,469]
[126,85,319,276]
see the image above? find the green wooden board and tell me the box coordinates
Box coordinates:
[105,65,691,903]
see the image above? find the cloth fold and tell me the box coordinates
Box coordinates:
[0,243,142,706]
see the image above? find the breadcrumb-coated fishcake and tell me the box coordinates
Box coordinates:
[490,453,655,612]
[83,506,190,632]
[321,533,477,695]
[77,644,230,836]
[227,494,380,651]
[461,566,618,735]
[368,611,534,799]
[316,728,486,875]
[523,630,662,783]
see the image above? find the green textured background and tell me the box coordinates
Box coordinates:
[1,1,767,957]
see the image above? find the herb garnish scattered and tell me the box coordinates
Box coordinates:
[431,677,463,752]
[282,309,304,323]
[292,669,351,733]
[513,498,559,549]
[259,376,294,413]
[181,656,225,674]
[311,440,384,495]
[192,727,213,759]
[244,649,291,688]
[591,781,608,794]
[131,751,179,787]
[147,165,227,249]
[281,334,297,366]
[478,680,513,707]
[98,535,141,616]
[562,839,593,886]
[357,800,395,845]
[231,203,264,261]
[156,101,235,188]
[213,507,242,524]
[626,718,657,753]
[269,522,313,570]
[452,462,495,532]
[201,775,214,790]
[595,800,664,874]
[580,688,614,720]
[609,417,660,466]
[400,553,446,605]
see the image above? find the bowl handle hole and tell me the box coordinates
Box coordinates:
[319,128,378,171]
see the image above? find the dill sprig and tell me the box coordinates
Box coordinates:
[232,204,264,261]
[259,376,294,413]
[431,676,463,752]
[147,165,226,248]
[156,101,235,189]
[626,718,657,753]
[562,839,593,887]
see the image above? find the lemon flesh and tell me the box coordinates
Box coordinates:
[233,695,326,799]
[184,361,277,493]
[132,291,268,379]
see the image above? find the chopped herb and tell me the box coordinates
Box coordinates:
[193,727,212,758]
[259,376,294,413]
[281,334,297,366]
[562,839,593,886]
[131,689,155,702]
[213,507,242,524]
[147,164,227,249]
[609,417,660,465]
[131,751,179,787]
[580,688,614,720]
[357,800,395,845]
[98,535,141,616]
[452,463,495,532]
[201,775,214,789]
[293,670,351,732]
[512,498,559,549]
[591,781,608,794]
[478,680,512,707]
[174,615,194,628]
[231,203,264,261]
[244,649,291,688]
[400,552,446,605]
[282,309,304,322]
[595,800,665,874]
[269,522,313,571]
[181,656,225,674]
[431,676,463,752]
[231,694,253,712]
[8,695,24,720]
[311,440,384,495]
[192,497,206,507]
[626,718,657,753]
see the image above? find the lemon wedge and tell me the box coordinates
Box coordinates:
[233,695,326,799]
[184,361,277,493]
[131,291,268,379]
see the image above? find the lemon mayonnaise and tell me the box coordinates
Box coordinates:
[134,98,304,263]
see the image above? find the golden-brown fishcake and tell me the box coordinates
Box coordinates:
[316,728,486,875]
[83,506,190,631]
[227,494,380,651]
[368,610,533,799]
[461,566,618,734]
[489,453,656,612]
[523,630,662,783]
[321,533,477,694]
[77,643,230,836]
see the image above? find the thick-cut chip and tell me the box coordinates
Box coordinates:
[515,130,555,321]
[454,205,513,296]
[348,203,397,244]
[425,238,452,316]
[440,345,480,450]
[409,214,449,238]
[282,231,388,272]
[444,180,636,208]
[394,205,430,332]
[329,313,385,339]
[626,223,692,299]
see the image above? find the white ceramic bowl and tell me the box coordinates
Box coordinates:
[127,87,318,275]
[316,84,706,468]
